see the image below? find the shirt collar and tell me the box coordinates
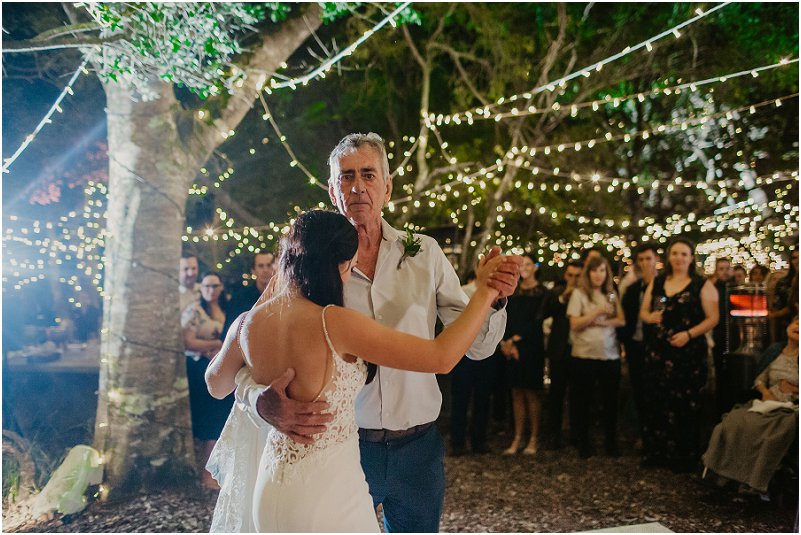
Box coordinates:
[380,217,404,243]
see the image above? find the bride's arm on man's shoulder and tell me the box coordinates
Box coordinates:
[206,313,247,399]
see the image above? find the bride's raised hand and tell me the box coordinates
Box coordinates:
[478,247,523,299]
[475,253,504,299]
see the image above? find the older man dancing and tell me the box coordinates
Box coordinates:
[237,133,521,532]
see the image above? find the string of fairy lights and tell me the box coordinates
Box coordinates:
[436,2,732,122]
[3,2,798,304]
[2,53,94,174]
[427,58,798,126]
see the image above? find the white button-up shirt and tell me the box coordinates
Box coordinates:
[350,219,506,430]
[236,219,507,431]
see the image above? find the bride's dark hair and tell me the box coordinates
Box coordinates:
[278,210,358,307]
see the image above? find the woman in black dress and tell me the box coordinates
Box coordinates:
[640,238,719,472]
[500,255,550,455]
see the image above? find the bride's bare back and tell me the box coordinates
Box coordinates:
[242,297,344,403]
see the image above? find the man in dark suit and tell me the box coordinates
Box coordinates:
[542,261,582,450]
[619,244,659,445]
[224,251,275,336]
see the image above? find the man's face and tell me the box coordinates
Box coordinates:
[715,261,732,282]
[636,250,657,275]
[563,266,581,287]
[179,257,199,289]
[329,146,392,226]
[251,253,275,286]
[733,268,746,285]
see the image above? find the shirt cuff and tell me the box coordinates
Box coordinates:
[492,296,508,310]
[234,368,270,430]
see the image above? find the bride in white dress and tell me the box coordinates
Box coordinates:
[205,210,503,532]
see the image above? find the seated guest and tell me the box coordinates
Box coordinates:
[702,316,799,494]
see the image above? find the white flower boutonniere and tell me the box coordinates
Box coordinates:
[397,228,422,269]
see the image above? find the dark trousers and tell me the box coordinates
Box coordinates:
[544,351,571,446]
[569,357,621,453]
[491,352,508,425]
[450,356,494,450]
[624,340,648,438]
[360,425,445,533]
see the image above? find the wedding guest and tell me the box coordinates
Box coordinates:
[567,255,625,458]
[179,252,200,313]
[499,256,549,455]
[450,271,495,455]
[732,265,747,285]
[225,251,276,336]
[770,247,798,343]
[640,238,719,472]
[236,133,520,532]
[749,264,769,284]
[712,257,736,416]
[182,271,231,489]
[709,257,732,285]
[619,243,659,445]
[702,316,798,495]
[542,260,582,450]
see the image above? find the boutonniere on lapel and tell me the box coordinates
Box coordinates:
[397,228,422,270]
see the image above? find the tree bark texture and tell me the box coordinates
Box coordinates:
[95,78,197,495]
[93,7,323,496]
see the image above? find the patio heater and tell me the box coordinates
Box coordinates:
[724,283,769,392]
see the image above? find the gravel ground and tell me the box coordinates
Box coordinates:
[3,429,796,533]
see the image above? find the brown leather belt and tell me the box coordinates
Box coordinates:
[358,422,434,443]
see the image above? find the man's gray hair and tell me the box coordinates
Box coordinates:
[328,132,391,185]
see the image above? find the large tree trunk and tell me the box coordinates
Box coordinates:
[94,77,197,496]
[92,6,323,497]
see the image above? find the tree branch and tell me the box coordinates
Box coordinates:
[188,4,324,165]
[32,21,103,41]
[2,35,120,54]
[430,42,491,106]
[401,24,426,69]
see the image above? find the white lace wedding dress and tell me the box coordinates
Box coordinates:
[208,305,379,533]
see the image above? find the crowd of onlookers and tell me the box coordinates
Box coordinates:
[449,240,798,497]
[177,241,798,493]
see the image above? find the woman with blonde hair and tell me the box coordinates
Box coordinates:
[567,255,625,458]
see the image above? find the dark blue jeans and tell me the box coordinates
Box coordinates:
[359,425,445,533]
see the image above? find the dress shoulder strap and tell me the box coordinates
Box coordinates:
[312,305,338,402]
[320,304,339,358]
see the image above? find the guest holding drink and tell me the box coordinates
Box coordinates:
[640,238,719,472]
[567,255,625,458]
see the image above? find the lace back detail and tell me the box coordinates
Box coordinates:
[262,305,367,481]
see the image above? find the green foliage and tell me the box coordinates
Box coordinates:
[84,3,273,99]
